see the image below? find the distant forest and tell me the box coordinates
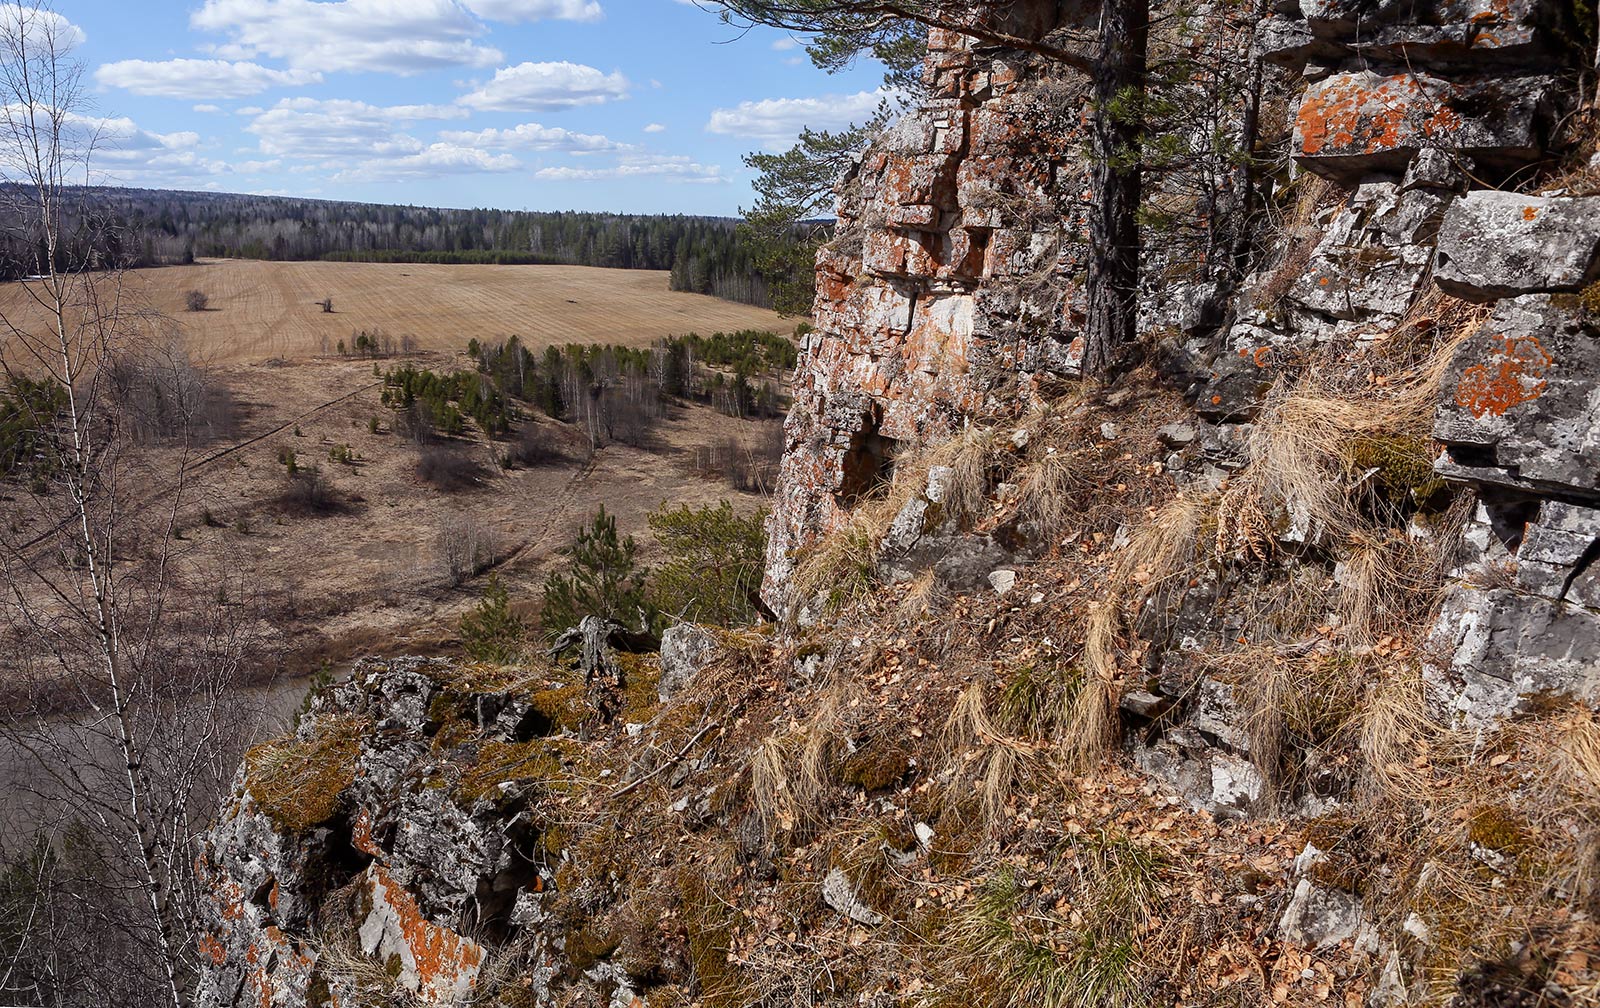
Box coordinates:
[5,186,776,307]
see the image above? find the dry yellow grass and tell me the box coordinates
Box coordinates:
[0,259,789,364]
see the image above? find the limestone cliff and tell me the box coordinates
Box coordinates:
[199,3,1600,1006]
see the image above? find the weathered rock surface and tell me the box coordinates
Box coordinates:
[1426,586,1600,727]
[1434,295,1600,500]
[1294,70,1555,180]
[658,622,719,703]
[1435,192,1600,300]
[197,658,570,1007]
[764,20,1091,611]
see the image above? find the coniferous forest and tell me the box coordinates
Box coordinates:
[8,186,779,307]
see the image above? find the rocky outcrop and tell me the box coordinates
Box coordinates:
[197,659,573,1008]
[763,15,1094,610]
[199,3,1600,1005]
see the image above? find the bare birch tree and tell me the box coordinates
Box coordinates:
[0,5,268,1006]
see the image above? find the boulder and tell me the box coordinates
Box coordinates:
[1434,295,1600,500]
[1425,586,1600,729]
[1278,844,1365,950]
[1435,191,1600,301]
[1293,70,1554,180]
[659,623,720,703]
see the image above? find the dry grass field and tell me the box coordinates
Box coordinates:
[152,352,780,677]
[0,259,788,363]
[0,260,792,689]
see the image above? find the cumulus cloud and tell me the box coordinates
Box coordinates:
[458,61,628,111]
[0,5,85,49]
[7,110,233,187]
[705,88,893,144]
[534,153,724,184]
[461,0,602,22]
[337,143,519,181]
[95,58,321,99]
[193,104,224,114]
[643,122,665,133]
[192,0,502,75]
[243,97,462,159]
[439,121,629,153]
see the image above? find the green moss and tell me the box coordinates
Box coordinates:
[453,738,579,803]
[565,924,620,971]
[839,740,912,792]
[615,652,662,724]
[1467,806,1534,856]
[527,684,587,733]
[1578,281,1600,318]
[676,868,750,1008]
[243,715,367,835]
[1346,433,1444,503]
[430,717,476,753]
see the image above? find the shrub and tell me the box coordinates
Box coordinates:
[540,506,653,638]
[279,464,340,514]
[504,420,569,468]
[105,347,236,445]
[648,501,769,626]
[183,289,208,312]
[459,577,528,663]
[416,444,483,491]
[438,518,498,586]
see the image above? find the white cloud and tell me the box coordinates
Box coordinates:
[193,104,224,114]
[4,110,233,188]
[0,5,85,49]
[643,122,665,133]
[458,61,628,111]
[191,0,505,75]
[461,0,602,22]
[95,58,321,99]
[706,88,892,144]
[534,153,725,184]
[770,37,797,51]
[439,121,629,153]
[337,143,519,181]
[243,97,461,159]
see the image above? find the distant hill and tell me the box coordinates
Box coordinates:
[2,185,776,308]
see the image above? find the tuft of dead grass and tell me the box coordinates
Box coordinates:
[1068,302,1485,774]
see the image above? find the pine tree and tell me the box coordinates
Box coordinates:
[459,576,528,663]
[539,507,652,637]
[648,502,770,626]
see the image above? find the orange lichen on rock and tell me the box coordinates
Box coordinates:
[1296,72,1463,159]
[1455,332,1554,418]
[351,808,382,858]
[199,934,228,967]
[360,863,485,1002]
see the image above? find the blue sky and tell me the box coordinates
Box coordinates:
[58,0,891,214]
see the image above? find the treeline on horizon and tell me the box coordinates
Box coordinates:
[1,186,781,308]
